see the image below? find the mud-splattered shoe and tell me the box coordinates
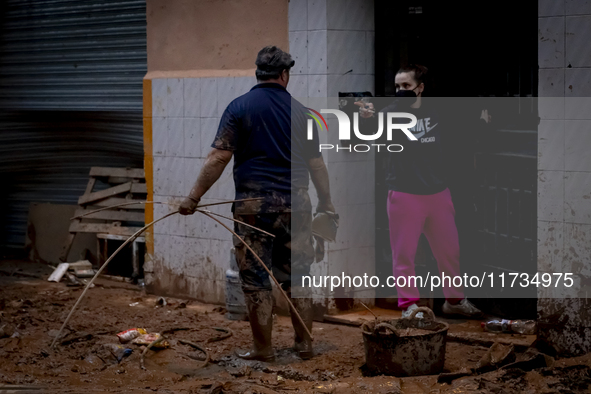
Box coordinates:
[442,298,483,318]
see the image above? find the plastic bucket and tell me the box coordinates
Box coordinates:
[361,307,449,377]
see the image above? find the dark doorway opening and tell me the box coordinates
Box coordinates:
[374,0,538,318]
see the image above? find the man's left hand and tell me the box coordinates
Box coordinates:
[317,200,335,215]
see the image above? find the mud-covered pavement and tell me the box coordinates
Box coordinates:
[1,260,591,394]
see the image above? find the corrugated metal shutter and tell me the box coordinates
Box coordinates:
[0,0,146,249]
[0,0,146,110]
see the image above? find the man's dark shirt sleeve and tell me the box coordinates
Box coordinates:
[212,105,239,151]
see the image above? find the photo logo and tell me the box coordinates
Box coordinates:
[306,109,418,153]
[306,108,328,133]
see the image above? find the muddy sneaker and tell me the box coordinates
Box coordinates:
[401,303,423,319]
[442,299,483,318]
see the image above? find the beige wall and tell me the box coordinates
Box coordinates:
[147,0,289,72]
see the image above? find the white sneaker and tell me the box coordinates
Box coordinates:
[401,303,423,319]
[442,299,483,318]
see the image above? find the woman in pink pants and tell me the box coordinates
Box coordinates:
[359,64,484,318]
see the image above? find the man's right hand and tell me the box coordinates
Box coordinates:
[179,196,200,215]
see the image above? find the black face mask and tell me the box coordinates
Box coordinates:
[394,89,418,98]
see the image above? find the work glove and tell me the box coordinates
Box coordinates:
[178,196,200,215]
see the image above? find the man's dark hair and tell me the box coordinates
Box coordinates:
[255,46,295,81]
[397,64,429,85]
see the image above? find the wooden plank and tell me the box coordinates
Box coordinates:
[130,183,147,194]
[78,182,132,205]
[108,176,134,184]
[92,198,146,210]
[85,177,97,194]
[73,208,145,222]
[90,167,145,179]
[70,222,142,236]
[97,233,145,242]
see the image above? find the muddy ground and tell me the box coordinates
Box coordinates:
[1,260,591,394]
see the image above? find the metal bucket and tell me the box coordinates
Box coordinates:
[225,248,247,321]
[361,307,449,377]
[225,268,247,320]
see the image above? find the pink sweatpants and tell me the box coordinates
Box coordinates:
[387,188,465,309]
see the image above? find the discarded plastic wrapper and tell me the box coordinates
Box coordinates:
[102,343,133,363]
[132,333,169,348]
[117,328,147,343]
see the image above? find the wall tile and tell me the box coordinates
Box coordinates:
[167,197,186,237]
[183,78,201,117]
[347,161,370,204]
[234,76,255,97]
[153,196,169,235]
[348,204,374,249]
[154,233,171,264]
[327,249,348,277]
[152,79,167,117]
[564,223,591,279]
[152,116,168,156]
[308,74,327,97]
[539,0,565,16]
[538,221,565,272]
[288,75,309,98]
[200,78,218,118]
[565,68,591,97]
[564,171,591,223]
[538,170,564,222]
[539,97,565,120]
[183,117,201,158]
[167,78,184,117]
[167,117,184,157]
[327,30,365,75]
[565,120,591,171]
[168,157,185,197]
[538,17,565,68]
[328,161,348,208]
[539,68,565,97]
[308,0,327,30]
[327,0,373,31]
[289,0,308,31]
[365,31,375,75]
[566,16,591,67]
[153,156,170,196]
[217,77,236,117]
[185,211,210,239]
[290,31,309,75]
[566,0,591,15]
[200,118,220,158]
[538,120,564,171]
[308,30,328,74]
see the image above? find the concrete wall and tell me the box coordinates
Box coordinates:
[537,0,591,356]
